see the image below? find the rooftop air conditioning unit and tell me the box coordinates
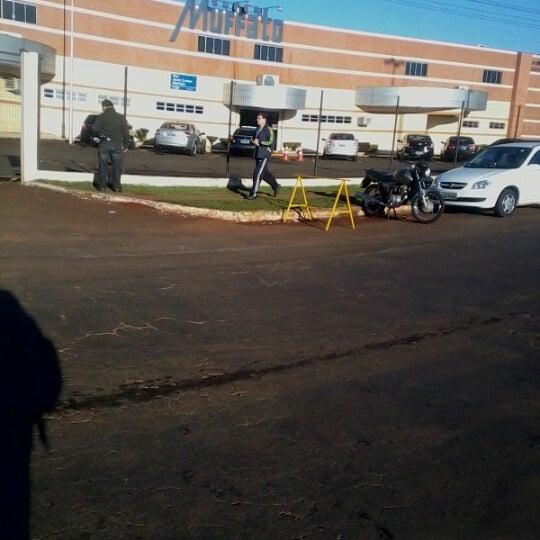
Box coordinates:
[256,74,279,86]
[357,116,371,127]
[5,77,21,95]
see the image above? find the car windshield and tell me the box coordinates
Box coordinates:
[330,133,354,140]
[449,137,474,145]
[464,146,531,169]
[408,136,430,142]
[235,129,256,136]
[163,123,189,130]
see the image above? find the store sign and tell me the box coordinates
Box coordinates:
[170,73,197,91]
[170,0,284,44]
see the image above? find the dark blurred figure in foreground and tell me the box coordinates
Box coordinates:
[0,290,62,540]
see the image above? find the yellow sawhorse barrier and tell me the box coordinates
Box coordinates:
[283,176,355,231]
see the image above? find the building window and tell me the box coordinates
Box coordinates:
[42,87,87,102]
[405,61,427,77]
[483,70,502,84]
[301,114,352,124]
[254,44,283,63]
[98,94,130,107]
[462,120,479,128]
[1,1,36,24]
[156,101,204,114]
[489,121,505,129]
[198,36,230,56]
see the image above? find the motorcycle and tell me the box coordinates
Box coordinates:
[356,162,445,224]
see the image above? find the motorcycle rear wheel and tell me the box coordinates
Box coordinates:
[362,184,386,217]
[411,191,445,224]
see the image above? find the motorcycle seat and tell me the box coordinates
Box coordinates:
[364,168,395,183]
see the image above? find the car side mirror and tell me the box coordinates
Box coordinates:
[200,132,205,135]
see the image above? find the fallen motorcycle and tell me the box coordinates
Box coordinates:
[356,163,445,224]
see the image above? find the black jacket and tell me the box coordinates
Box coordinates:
[253,124,274,160]
[92,107,130,149]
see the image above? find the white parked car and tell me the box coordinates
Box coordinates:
[435,142,540,217]
[322,132,358,160]
[154,121,206,155]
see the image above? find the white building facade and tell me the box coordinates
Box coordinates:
[1,0,539,153]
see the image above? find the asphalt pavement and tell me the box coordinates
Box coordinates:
[0,138,458,180]
[1,181,539,539]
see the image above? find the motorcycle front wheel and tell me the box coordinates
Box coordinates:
[411,191,445,224]
[362,184,386,217]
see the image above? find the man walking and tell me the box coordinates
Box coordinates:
[92,99,130,192]
[246,112,281,200]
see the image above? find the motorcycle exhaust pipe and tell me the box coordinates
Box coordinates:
[355,192,388,208]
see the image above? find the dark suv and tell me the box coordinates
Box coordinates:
[440,136,476,162]
[229,127,257,156]
[397,134,434,161]
[80,114,100,145]
[79,114,136,148]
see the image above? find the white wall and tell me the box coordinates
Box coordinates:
[38,56,513,150]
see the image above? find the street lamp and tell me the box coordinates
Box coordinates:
[68,0,74,144]
[232,2,283,16]
[232,1,250,14]
[255,5,283,16]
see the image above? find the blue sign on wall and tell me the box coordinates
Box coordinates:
[170,73,197,91]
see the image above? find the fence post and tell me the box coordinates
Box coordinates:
[21,50,40,183]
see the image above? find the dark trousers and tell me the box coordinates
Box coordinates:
[251,157,278,196]
[97,140,124,191]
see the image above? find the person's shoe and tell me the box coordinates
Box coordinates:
[93,184,105,192]
[111,188,122,193]
[273,184,281,197]
[245,193,257,200]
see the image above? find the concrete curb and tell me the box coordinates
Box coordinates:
[29,181,412,223]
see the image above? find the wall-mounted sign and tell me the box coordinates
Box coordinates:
[170,0,284,44]
[170,73,197,92]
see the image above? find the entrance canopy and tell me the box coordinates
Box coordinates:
[355,86,487,114]
[223,83,306,111]
[0,32,55,81]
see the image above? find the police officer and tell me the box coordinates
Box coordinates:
[92,99,130,192]
[246,112,281,200]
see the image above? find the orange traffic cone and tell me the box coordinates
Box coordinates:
[282,145,289,161]
[297,146,304,162]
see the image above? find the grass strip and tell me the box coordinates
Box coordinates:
[40,181,364,212]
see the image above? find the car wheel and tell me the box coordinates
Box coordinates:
[494,188,517,217]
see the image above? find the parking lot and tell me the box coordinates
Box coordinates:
[0,138,459,180]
